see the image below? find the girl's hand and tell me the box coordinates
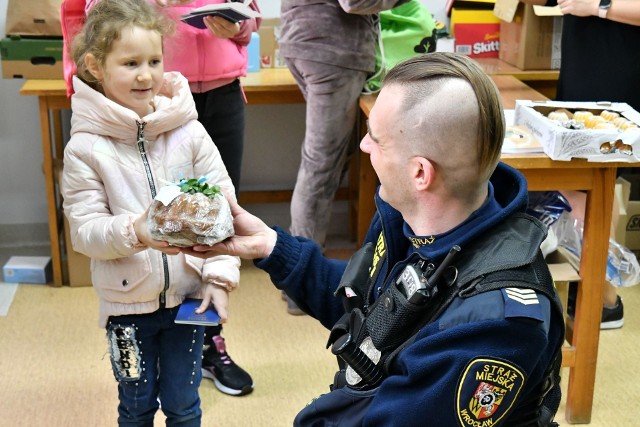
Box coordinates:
[196,283,229,323]
[133,210,182,255]
[204,16,241,39]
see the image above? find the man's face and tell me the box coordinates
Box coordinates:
[359,85,411,206]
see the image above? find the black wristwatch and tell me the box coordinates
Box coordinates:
[599,0,612,19]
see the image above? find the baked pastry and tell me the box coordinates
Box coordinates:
[599,142,614,154]
[594,122,617,130]
[548,111,570,122]
[600,110,620,122]
[147,179,234,247]
[584,115,606,129]
[573,110,593,122]
[615,118,639,131]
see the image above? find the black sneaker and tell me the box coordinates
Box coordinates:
[202,335,254,396]
[600,295,624,330]
[566,283,624,330]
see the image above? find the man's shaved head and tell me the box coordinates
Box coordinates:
[382,53,505,188]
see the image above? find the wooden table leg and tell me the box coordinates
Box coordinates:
[52,109,64,160]
[357,152,377,244]
[564,167,616,423]
[39,98,63,287]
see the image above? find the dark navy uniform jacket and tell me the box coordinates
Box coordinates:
[255,162,564,426]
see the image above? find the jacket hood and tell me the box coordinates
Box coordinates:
[70,72,198,142]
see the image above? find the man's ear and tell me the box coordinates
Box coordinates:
[413,156,434,191]
[84,53,103,81]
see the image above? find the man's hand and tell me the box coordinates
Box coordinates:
[204,16,241,39]
[133,210,182,255]
[181,197,277,260]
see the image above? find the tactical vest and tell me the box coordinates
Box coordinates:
[326,225,564,427]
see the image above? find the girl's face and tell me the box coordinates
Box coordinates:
[90,26,164,117]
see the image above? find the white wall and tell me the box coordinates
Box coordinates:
[0,0,444,241]
[0,0,49,228]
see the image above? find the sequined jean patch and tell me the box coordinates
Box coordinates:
[107,324,141,381]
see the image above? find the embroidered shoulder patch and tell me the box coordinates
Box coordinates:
[456,357,525,426]
[501,287,544,321]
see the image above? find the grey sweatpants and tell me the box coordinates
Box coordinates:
[285,57,369,247]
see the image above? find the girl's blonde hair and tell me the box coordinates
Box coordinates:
[72,0,174,92]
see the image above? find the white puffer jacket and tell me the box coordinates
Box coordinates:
[62,72,240,327]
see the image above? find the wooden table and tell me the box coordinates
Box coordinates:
[358,75,624,424]
[474,57,560,99]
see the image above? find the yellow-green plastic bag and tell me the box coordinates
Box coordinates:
[364,0,437,94]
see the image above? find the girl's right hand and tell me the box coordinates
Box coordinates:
[133,210,182,255]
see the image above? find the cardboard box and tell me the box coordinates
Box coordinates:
[6,0,63,37]
[258,18,286,68]
[446,0,496,15]
[625,200,640,257]
[451,9,500,58]
[3,256,52,284]
[545,249,580,313]
[0,37,63,79]
[514,100,640,161]
[495,0,562,70]
[64,218,92,287]
[620,173,640,201]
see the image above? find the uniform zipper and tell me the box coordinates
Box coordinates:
[136,121,170,308]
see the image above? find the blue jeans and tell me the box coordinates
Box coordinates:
[107,307,205,426]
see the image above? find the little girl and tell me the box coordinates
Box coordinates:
[61,0,239,424]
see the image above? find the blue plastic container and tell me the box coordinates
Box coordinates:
[247,32,260,73]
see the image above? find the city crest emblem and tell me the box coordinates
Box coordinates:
[456,358,525,426]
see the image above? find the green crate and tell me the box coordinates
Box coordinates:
[0,36,63,62]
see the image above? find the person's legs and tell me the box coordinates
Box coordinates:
[287,59,368,247]
[201,325,254,396]
[192,80,245,194]
[157,310,205,427]
[560,190,624,328]
[192,82,254,391]
[106,311,163,426]
[283,58,368,315]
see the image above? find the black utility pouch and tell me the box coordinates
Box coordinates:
[365,283,427,352]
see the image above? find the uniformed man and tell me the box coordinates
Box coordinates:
[186,52,565,427]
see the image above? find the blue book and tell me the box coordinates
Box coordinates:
[175,298,220,326]
[181,2,260,28]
